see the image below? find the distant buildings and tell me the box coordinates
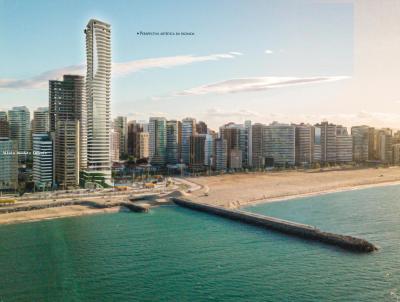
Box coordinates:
[85,19,111,183]
[32,133,53,189]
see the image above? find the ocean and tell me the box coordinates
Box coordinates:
[0,185,399,301]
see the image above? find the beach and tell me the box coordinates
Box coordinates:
[1,167,400,225]
[187,167,400,208]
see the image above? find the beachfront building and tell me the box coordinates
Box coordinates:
[32,133,53,190]
[264,122,295,166]
[0,111,10,138]
[85,19,112,183]
[49,75,87,171]
[336,126,353,163]
[181,117,196,165]
[114,116,128,159]
[196,121,208,134]
[32,107,49,135]
[204,134,214,166]
[138,132,149,159]
[393,144,400,165]
[149,117,167,166]
[245,120,252,168]
[295,124,315,166]
[189,134,205,171]
[166,120,181,165]
[251,123,265,168]
[55,120,80,189]
[214,138,227,171]
[0,138,18,190]
[8,106,31,162]
[377,129,393,163]
[109,128,120,163]
[127,121,145,159]
[315,121,337,164]
[351,126,370,162]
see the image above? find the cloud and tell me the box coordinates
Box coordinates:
[265,49,274,54]
[205,108,261,119]
[172,76,350,97]
[0,52,241,90]
[229,51,243,56]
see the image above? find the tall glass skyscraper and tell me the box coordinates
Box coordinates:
[84,19,111,184]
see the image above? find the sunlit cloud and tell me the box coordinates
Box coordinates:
[171,76,350,97]
[0,52,242,90]
[264,49,274,54]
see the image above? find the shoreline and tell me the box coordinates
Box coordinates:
[240,179,400,208]
[0,205,127,226]
[2,167,400,225]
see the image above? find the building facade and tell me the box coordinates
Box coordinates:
[181,117,196,165]
[166,120,181,165]
[0,138,18,190]
[149,117,167,166]
[295,124,314,166]
[85,19,111,182]
[8,106,31,162]
[32,107,49,134]
[32,133,53,189]
[264,123,295,166]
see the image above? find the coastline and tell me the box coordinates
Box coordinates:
[240,179,400,208]
[188,167,400,208]
[0,205,127,226]
[2,167,400,225]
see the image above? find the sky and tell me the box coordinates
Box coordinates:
[0,0,399,129]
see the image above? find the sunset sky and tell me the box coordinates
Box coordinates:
[0,0,398,129]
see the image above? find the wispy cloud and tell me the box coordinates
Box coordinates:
[0,52,242,90]
[205,108,261,119]
[171,76,350,97]
[264,49,274,54]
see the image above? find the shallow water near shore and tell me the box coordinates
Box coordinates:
[0,185,399,301]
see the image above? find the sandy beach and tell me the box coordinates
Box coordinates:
[187,167,400,208]
[0,205,126,225]
[1,167,400,225]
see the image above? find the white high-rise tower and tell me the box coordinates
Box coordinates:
[84,19,111,184]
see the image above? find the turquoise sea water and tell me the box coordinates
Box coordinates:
[0,185,399,301]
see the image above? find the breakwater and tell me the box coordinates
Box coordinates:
[172,197,377,253]
[0,200,149,214]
